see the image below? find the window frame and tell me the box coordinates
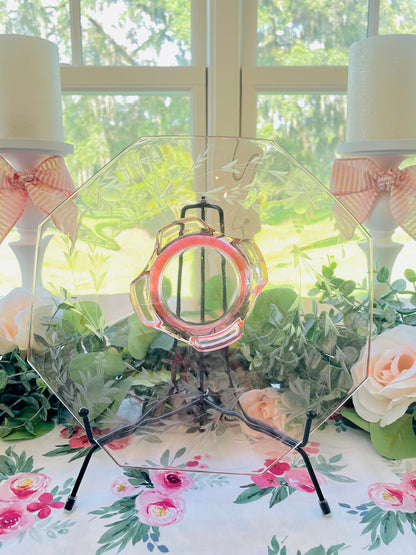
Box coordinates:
[62,0,207,136]
[61,0,381,139]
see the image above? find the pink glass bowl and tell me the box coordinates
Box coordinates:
[130,217,268,351]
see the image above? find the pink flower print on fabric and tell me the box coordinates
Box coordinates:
[251,471,281,489]
[61,425,131,451]
[0,501,35,539]
[26,492,65,519]
[149,470,195,496]
[0,473,50,502]
[303,442,320,455]
[400,471,416,493]
[111,476,142,498]
[284,468,326,493]
[368,472,416,513]
[135,491,185,527]
[263,459,291,476]
[185,454,210,469]
[368,483,416,513]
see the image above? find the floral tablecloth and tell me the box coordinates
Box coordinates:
[1,416,416,555]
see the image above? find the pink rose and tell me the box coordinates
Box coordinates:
[135,491,185,526]
[368,482,416,513]
[149,470,195,495]
[283,467,325,493]
[0,473,50,502]
[238,388,286,438]
[0,501,35,539]
[352,325,416,426]
[111,476,141,498]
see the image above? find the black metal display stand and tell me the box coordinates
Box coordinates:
[65,198,331,516]
[65,402,330,516]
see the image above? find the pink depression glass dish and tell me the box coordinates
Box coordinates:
[130,216,268,352]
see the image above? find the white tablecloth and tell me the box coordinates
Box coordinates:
[1,416,416,554]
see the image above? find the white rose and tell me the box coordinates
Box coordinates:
[352,324,416,426]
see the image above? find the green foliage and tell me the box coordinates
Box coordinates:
[234,483,283,505]
[68,349,125,381]
[358,504,416,550]
[238,260,369,426]
[127,316,159,360]
[342,406,416,460]
[0,349,58,439]
[267,535,348,555]
[308,453,355,483]
[340,407,370,432]
[369,413,416,460]
[0,444,41,480]
[59,299,105,340]
[90,493,168,554]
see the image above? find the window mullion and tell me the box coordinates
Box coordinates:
[191,0,208,135]
[69,0,82,65]
[60,66,205,91]
[241,0,258,137]
[367,0,380,37]
[207,0,241,136]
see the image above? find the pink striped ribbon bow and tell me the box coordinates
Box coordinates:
[0,155,78,244]
[330,157,416,239]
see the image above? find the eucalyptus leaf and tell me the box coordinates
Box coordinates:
[405,268,416,282]
[246,287,298,331]
[391,279,407,293]
[0,369,8,389]
[376,267,390,283]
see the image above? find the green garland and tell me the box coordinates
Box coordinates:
[2,262,416,456]
[0,349,60,439]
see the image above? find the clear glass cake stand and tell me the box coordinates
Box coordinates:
[28,136,372,515]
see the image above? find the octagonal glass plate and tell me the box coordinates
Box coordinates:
[28,136,372,475]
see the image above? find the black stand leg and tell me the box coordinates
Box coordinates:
[64,408,99,512]
[295,410,331,516]
[204,400,331,516]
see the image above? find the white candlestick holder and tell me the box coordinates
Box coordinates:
[5,151,53,293]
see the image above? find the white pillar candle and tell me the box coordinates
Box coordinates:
[344,34,416,150]
[0,34,72,154]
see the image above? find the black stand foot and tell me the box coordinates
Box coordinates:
[64,408,100,512]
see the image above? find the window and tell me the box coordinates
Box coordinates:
[0,0,206,188]
[0,0,415,246]
[2,1,415,186]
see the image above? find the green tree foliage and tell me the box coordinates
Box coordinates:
[2,1,416,188]
[0,0,191,187]
[256,0,416,185]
